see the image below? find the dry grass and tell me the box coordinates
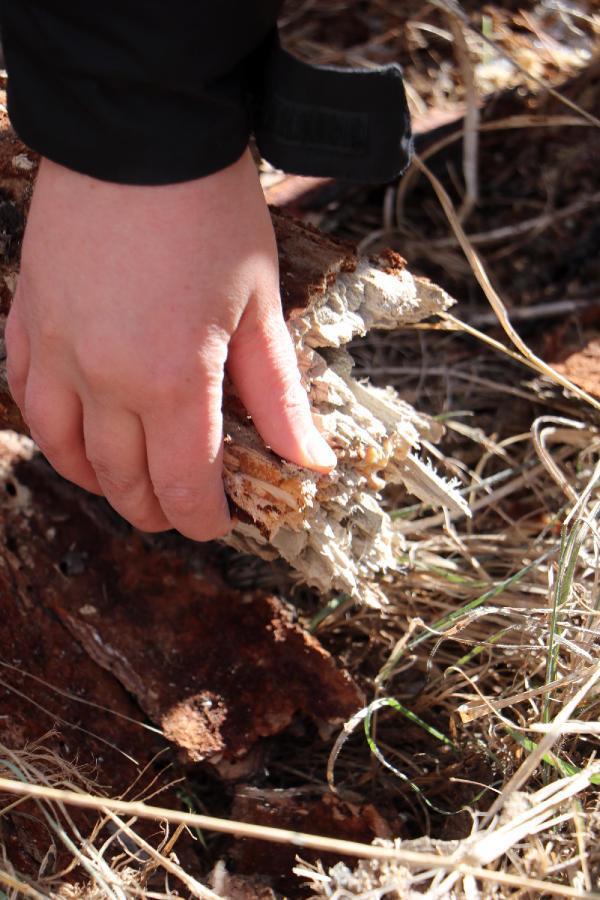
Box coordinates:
[300,325,600,894]
[279,0,599,114]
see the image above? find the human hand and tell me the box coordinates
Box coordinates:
[6,150,336,540]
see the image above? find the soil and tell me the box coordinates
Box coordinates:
[543,305,600,398]
[0,434,196,883]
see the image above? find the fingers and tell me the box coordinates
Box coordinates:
[5,304,30,411]
[21,361,229,540]
[227,297,337,472]
[83,402,170,532]
[23,371,102,495]
[142,372,230,542]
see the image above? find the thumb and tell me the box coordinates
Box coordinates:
[227,299,337,473]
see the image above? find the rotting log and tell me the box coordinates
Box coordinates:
[0,431,363,767]
[0,102,468,604]
[0,435,198,878]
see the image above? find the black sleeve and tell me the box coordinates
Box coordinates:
[0,1,283,184]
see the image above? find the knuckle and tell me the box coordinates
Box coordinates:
[36,320,63,346]
[89,459,141,496]
[140,361,197,408]
[148,368,188,405]
[29,317,67,351]
[75,345,115,390]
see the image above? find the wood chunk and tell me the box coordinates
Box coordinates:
[0,451,162,767]
[0,439,180,878]
[221,226,469,602]
[229,787,392,893]
[0,110,469,604]
[0,431,363,765]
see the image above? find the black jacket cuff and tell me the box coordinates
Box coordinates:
[0,1,282,184]
[5,58,250,185]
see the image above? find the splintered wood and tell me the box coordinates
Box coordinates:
[0,111,468,604]
[223,214,468,601]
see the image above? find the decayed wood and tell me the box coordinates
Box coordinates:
[223,216,469,602]
[227,787,393,893]
[0,108,468,604]
[0,432,363,767]
[0,440,193,878]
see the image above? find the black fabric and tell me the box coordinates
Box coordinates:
[0,2,412,186]
[253,35,413,183]
[0,1,283,184]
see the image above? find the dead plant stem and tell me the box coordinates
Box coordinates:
[413,154,600,413]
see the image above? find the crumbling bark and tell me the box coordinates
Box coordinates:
[0,431,362,767]
[0,104,468,605]
[0,439,187,878]
[228,787,393,894]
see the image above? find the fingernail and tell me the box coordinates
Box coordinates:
[304,431,337,471]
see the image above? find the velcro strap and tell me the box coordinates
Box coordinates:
[251,36,412,183]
